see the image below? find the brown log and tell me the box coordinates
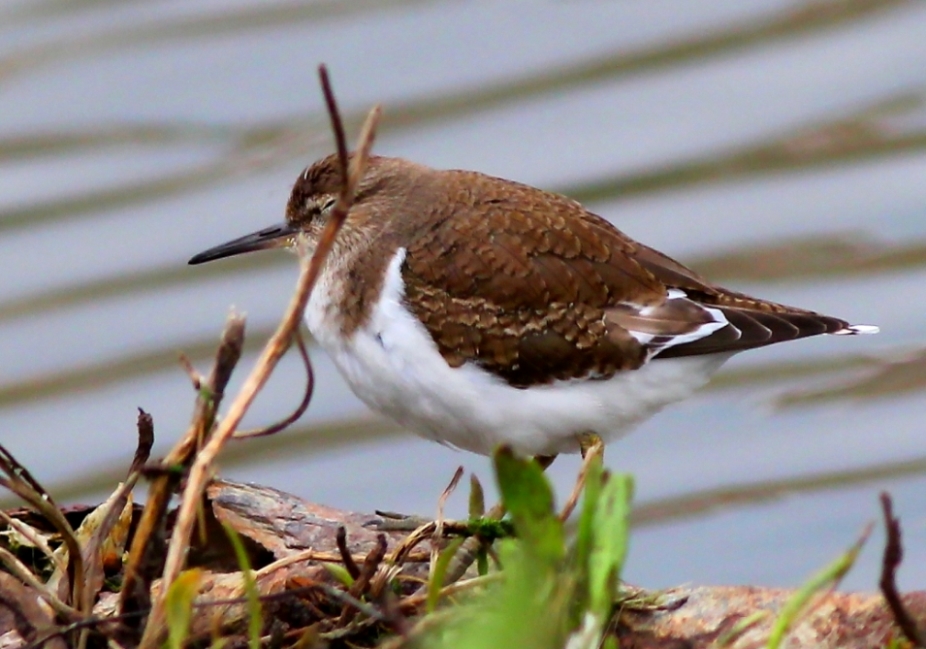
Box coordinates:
[2,479,924,648]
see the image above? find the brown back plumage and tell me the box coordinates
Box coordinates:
[399,166,853,387]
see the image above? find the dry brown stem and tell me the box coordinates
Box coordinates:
[136,66,382,649]
[338,534,388,625]
[0,545,79,620]
[336,526,362,580]
[233,330,314,439]
[0,445,84,619]
[119,313,245,636]
[0,573,68,649]
[879,492,924,647]
[430,467,464,577]
[559,435,604,521]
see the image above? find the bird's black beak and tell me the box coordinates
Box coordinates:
[188,222,297,265]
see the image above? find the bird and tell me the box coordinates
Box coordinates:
[188,154,878,458]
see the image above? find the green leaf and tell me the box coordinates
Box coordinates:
[586,472,633,624]
[573,453,605,584]
[766,529,868,649]
[224,524,262,649]
[469,473,486,519]
[424,539,568,649]
[428,536,466,612]
[600,634,619,649]
[165,568,202,649]
[493,447,564,566]
[476,548,489,577]
[322,562,354,587]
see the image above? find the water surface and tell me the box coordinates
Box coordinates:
[1,0,924,591]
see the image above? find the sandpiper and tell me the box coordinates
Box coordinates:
[189,155,877,456]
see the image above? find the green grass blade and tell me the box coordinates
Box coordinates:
[165,568,202,649]
[587,473,633,624]
[766,528,869,649]
[493,447,564,566]
[428,537,466,613]
[322,562,355,587]
[224,523,263,649]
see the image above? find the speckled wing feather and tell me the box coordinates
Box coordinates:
[400,169,852,387]
[629,243,852,357]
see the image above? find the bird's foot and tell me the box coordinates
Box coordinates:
[578,431,604,460]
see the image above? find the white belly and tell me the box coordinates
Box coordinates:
[305,249,732,456]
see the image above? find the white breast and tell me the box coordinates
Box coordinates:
[305,248,732,456]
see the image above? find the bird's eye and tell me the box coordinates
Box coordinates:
[305,197,336,216]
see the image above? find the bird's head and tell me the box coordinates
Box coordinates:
[188,154,395,266]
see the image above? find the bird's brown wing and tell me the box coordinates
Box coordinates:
[400,170,852,387]
[629,243,853,357]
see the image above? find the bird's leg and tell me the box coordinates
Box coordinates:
[559,432,604,521]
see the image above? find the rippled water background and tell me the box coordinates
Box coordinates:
[1,0,924,591]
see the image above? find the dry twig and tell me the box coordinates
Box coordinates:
[119,313,245,637]
[255,548,429,583]
[233,330,314,439]
[430,467,464,577]
[560,435,604,521]
[0,444,84,619]
[136,65,382,649]
[879,492,923,647]
[338,534,388,625]
[337,526,362,580]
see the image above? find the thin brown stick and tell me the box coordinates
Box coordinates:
[0,445,84,617]
[398,573,502,613]
[336,526,362,580]
[560,435,604,521]
[138,69,382,649]
[878,492,923,647]
[255,549,429,582]
[442,502,506,586]
[233,330,314,439]
[0,545,79,620]
[130,408,155,475]
[319,65,349,197]
[338,534,387,625]
[178,354,203,391]
[119,313,245,637]
[431,467,464,577]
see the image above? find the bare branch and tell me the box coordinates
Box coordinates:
[178,354,203,391]
[879,492,923,647]
[337,526,362,580]
[319,64,349,193]
[233,330,314,439]
[138,69,382,649]
[0,445,84,616]
[130,408,154,475]
[431,467,464,577]
[120,313,245,638]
